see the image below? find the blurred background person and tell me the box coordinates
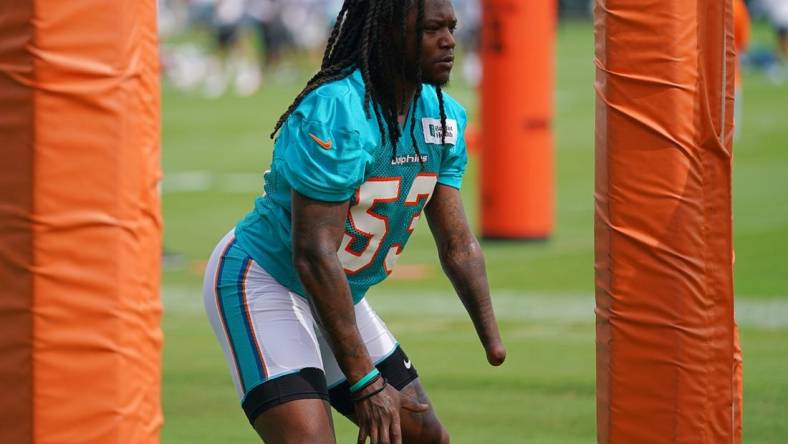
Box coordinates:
[160,0,332,97]
[764,0,788,61]
[204,0,281,97]
[453,0,482,86]
[735,0,752,139]
[756,0,788,82]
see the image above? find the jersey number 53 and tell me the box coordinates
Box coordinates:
[338,173,438,274]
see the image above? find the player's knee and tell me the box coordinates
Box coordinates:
[415,418,449,444]
[429,424,450,444]
[253,412,335,444]
[294,426,335,444]
[256,423,333,444]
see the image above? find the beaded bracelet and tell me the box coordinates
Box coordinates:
[349,368,381,394]
[352,379,388,403]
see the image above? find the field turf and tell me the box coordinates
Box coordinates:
[160,21,788,443]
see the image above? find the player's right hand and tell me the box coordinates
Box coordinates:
[355,380,428,444]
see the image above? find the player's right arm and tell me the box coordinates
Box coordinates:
[291,191,427,444]
[290,192,371,382]
[282,89,425,443]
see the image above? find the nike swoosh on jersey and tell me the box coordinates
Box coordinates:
[404,359,412,369]
[308,133,332,150]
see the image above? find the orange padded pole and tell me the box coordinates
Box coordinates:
[594,0,739,442]
[0,1,35,440]
[0,0,162,442]
[479,0,555,240]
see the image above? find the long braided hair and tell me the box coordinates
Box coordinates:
[270,0,449,158]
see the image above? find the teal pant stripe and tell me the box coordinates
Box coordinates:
[216,240,266,393]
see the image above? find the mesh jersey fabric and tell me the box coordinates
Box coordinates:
[235,68,468,304]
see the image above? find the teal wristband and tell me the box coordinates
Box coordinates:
[349,368,381,393]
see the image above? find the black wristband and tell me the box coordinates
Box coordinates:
[352,379,387,403]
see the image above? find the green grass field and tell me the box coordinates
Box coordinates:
[160,21,788,443]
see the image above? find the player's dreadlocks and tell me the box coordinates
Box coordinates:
[270,0,449,158]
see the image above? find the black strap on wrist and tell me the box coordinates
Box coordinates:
[351,379,388,403]
[350,372,382,395]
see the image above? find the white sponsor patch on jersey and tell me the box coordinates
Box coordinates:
[421,118,458,145]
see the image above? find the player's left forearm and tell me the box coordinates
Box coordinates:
[425,184,506,365]
[439,238,506,365]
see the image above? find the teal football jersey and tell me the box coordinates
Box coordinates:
[235,69,468,304]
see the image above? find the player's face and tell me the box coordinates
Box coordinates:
[406,0,457,86]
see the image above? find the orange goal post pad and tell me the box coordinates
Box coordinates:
[594,0,741,442]
[0,0,162,442]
